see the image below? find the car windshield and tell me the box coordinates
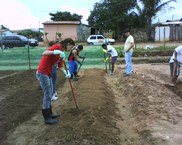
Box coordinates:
[18,35,28,41]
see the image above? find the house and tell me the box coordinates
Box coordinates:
[155,19,182,42]
[42,21,82,43]
[0,25,15,39]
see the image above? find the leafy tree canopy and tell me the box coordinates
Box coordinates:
[49,11,82,22]
[18,29,43,41]
[87,0,137,36]
[88,0,176,40]
[137,0,176,40]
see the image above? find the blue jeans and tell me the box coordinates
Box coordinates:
[124,51,133,75]
[51,64,58,94]
[36,71,53,109]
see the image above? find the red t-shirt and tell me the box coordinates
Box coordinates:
[37,44,63,77]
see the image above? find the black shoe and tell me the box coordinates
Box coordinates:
[72,78,79,81]
[42,109,59,125]
[125,73,132,76]
[49,106,60,119]
[45,117,59,125]
[51,114,60,119]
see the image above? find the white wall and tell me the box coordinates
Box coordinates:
[155,26,170,42]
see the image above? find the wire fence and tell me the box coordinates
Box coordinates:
[0,46,45,70]
[0,45,107,71]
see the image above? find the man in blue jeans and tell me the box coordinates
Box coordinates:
[124,29,135,76]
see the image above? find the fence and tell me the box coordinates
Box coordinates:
[0,45,107,71]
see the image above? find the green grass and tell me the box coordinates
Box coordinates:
[0,45,176,70]
[0,46,108,70]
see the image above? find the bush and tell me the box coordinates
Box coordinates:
[115,45,175,57]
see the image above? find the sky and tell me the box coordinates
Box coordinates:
[152,0,182,23]
[0,0,182,30]
[0,0,101,30]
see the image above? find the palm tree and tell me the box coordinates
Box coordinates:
[139,0,176,41]
[56,32,63,42]
[128,4,147,28]
[44,32,49,44]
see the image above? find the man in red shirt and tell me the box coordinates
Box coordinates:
[36,38,75,125]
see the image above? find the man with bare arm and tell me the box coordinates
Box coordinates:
[169,45,182,86]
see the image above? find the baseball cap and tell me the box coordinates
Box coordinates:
[124,29,130,33]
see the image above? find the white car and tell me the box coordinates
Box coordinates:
[87,35,115,45]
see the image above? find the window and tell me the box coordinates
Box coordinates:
[13,36,20,40]
[90,36,96,40]
[97,36,104,39]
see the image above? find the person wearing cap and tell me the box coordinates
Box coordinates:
[169,45,182,86]
[36,38,75,125]
[68,45,84,81]
[124,29,135,76]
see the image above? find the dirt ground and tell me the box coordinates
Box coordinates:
[0,63,182,145]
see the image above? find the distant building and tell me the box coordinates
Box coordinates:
[42,21,80,42]
[155,19,182,42]
[0,25,14,39]
[42,21,91,43]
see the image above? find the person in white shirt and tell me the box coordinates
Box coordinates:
[124,29,135,76]
[169,45,182,86]
[102,44,118,75]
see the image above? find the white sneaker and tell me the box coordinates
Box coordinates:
[108,72,114,75]
[51,93,58,101]
[169,83,175,87]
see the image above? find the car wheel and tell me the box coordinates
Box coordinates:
[1,44,6,49]
[89,42,94,46]
[24,44,29,48]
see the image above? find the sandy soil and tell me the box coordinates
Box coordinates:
[0,64,182,145]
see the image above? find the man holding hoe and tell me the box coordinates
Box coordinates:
[102,43,118,75]
[68,44,84,81]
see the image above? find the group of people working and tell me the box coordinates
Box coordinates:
[36,29,135,125]
[36,28,182,125]
[102,29,182,88]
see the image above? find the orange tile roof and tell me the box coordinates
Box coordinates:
[42,21,80,25]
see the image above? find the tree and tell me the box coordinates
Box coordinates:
[139,0,176,40]
[44,32,49,44]
[127,3,148,28]
[18,29,44,41]
[49,11,82,22]
[56,32,63,42]
[87,0,137,39]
